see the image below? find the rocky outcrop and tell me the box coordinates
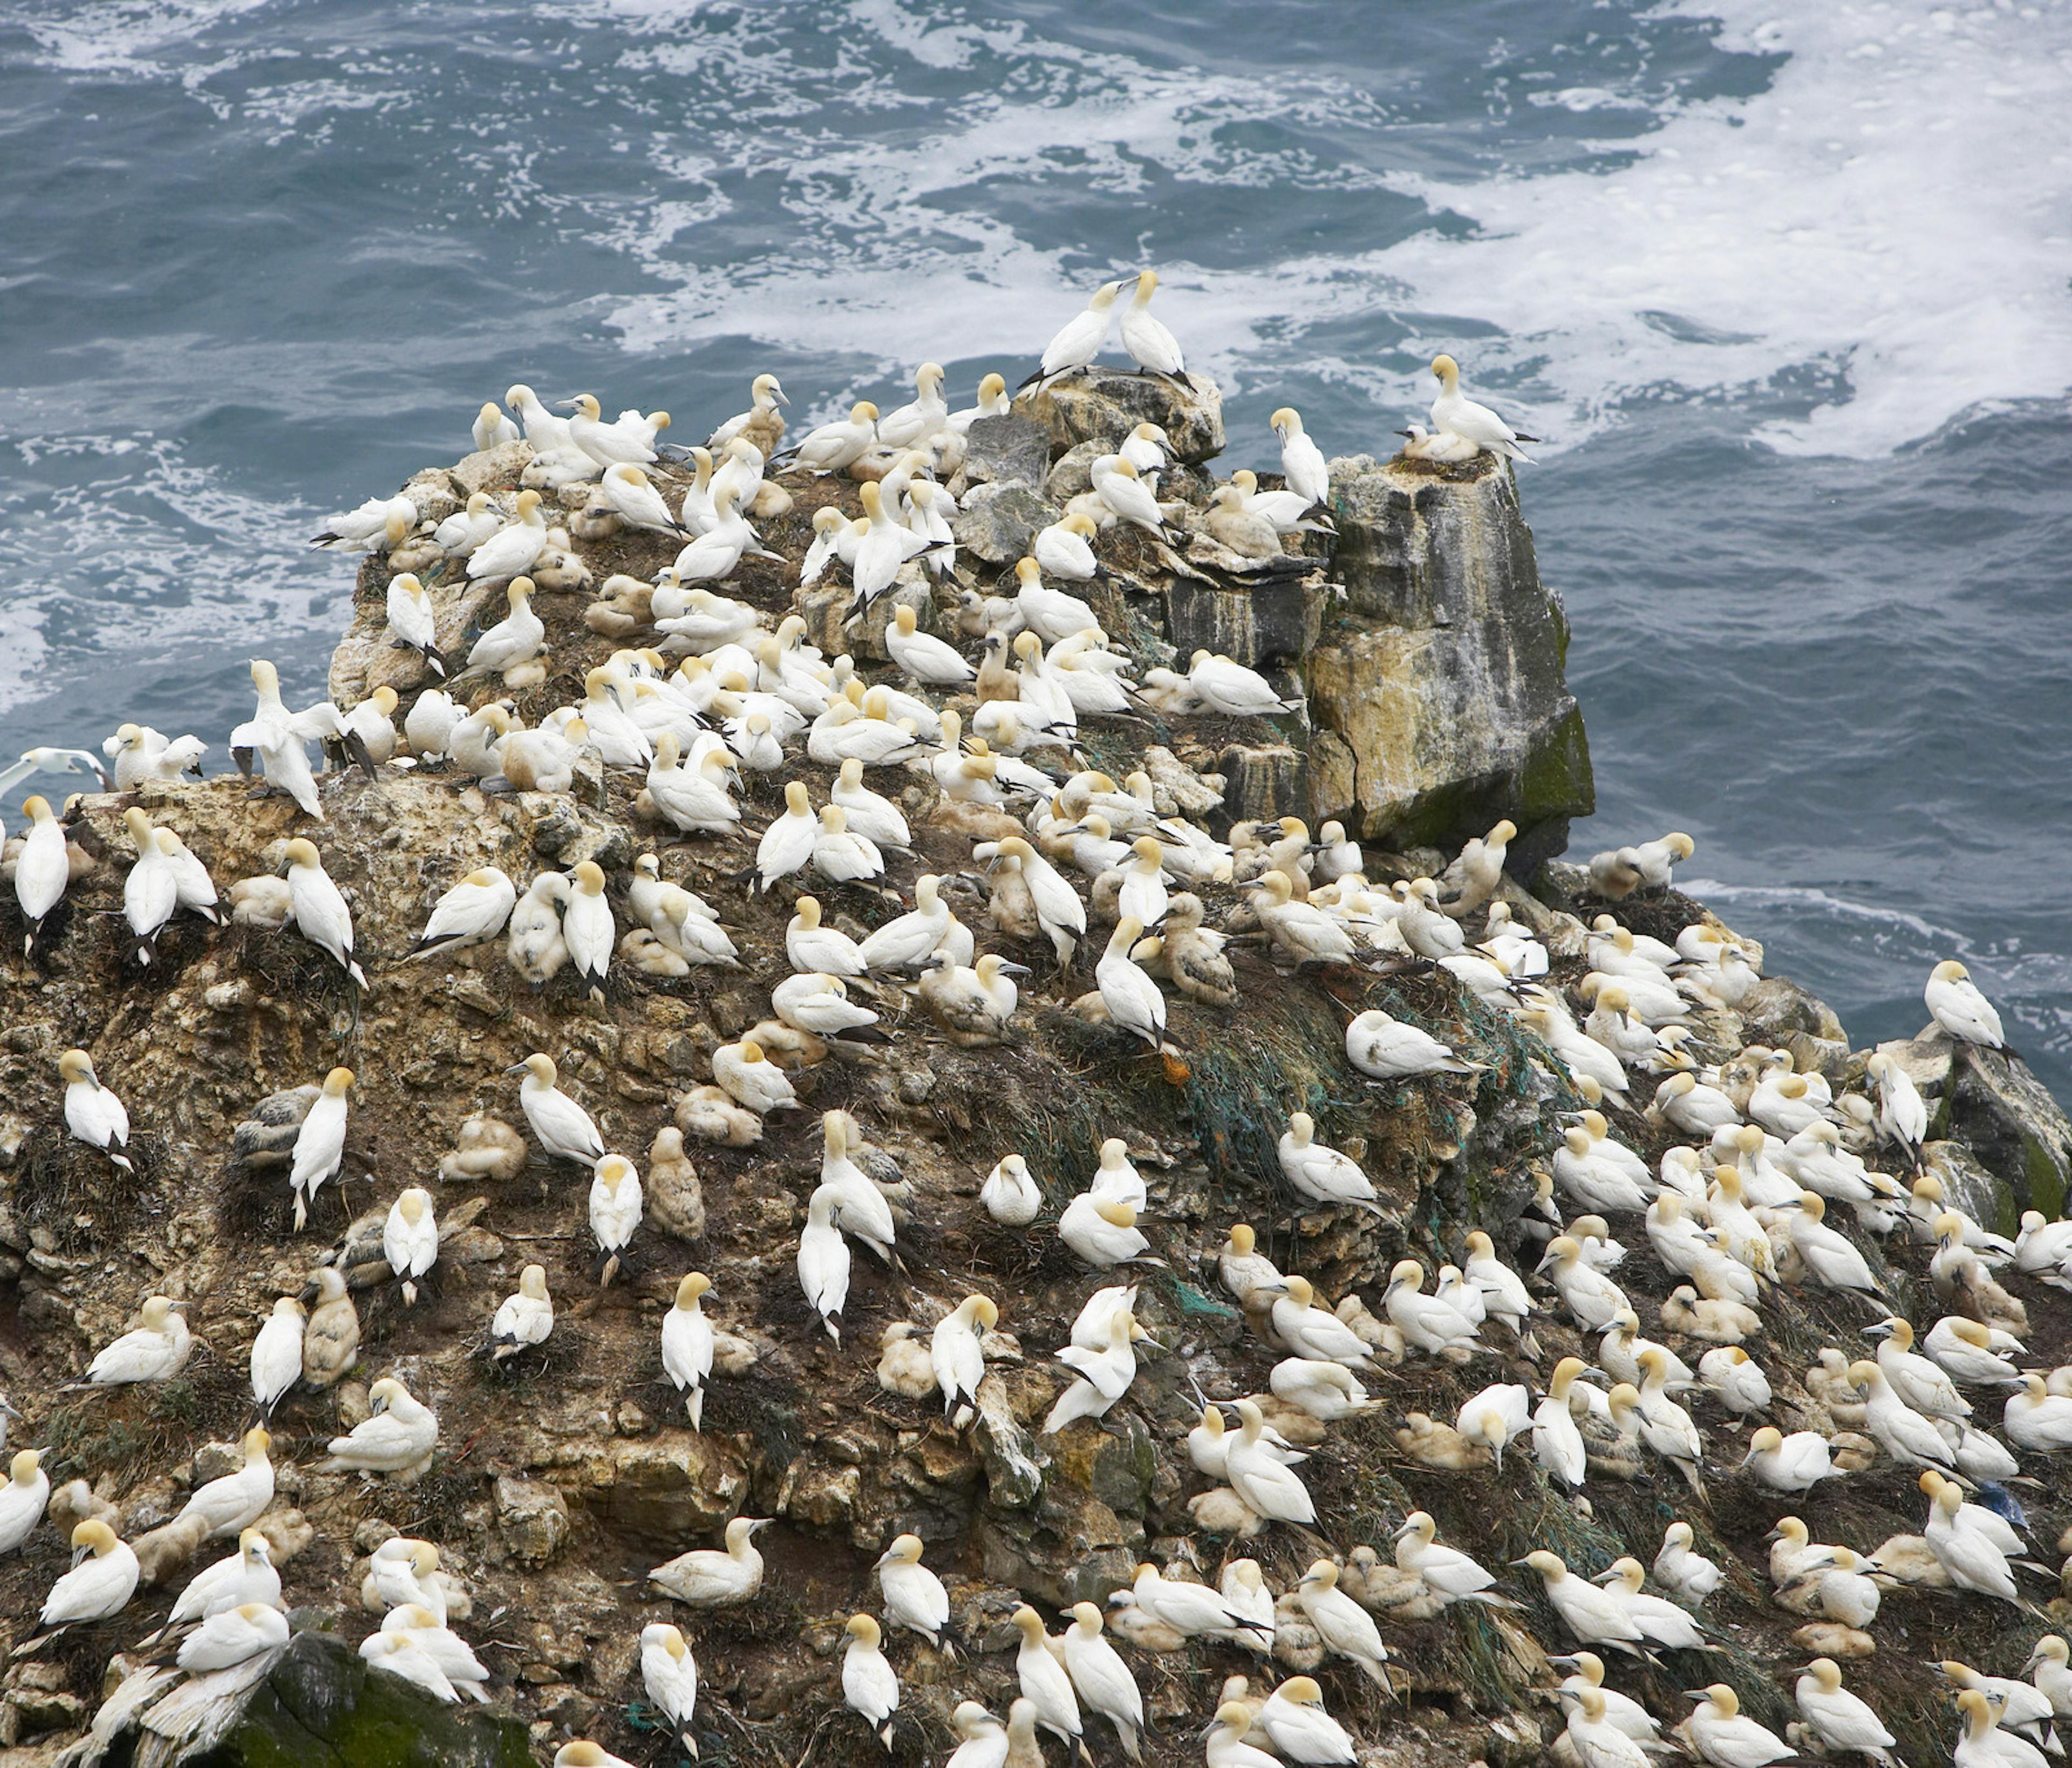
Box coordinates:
[1304,454,1592,865]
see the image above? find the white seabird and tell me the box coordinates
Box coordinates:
[59,1049,132,1171]
[289,1066,352,1230]
[1429,353,1537,463]
[1031,280,1127,383]
[507,1053,605,1166]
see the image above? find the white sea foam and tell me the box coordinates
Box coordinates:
[11,0,276,76]
[1375,0,2072,457]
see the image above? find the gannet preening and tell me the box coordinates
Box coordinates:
[406,866,516,960]
[323,1375,438,1479]
[12,795,74,955]
[32,1520,140,1638]
[176,1426,274,1538]
[481,1262,555,1365]
[635,1623,701,1761]
[650,1515,769,1607]
[383,1186,439,1304]
[1429,355,1538,464]
[1926,959,2006,1048]
[929,1294,997,1429]
[311,490,415,551]
[83,1295,191,1386]
[1268,406,1330,507]
[1347,1009,1480,1079]
[0,1449,50,1555]
[281,839,367,987]
[57,1048,132,1172]
[710,372,787,455]
[289,1066,352,1230]
[1027,278,1127,385]
[508,1053,605,1167]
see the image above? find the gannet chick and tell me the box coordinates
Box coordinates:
[1347,1009,1481,1078]
[324,1375,438,1480]
[302,1267,359,1389]
[34,1520,140,1637]
[980,1153,1042,1226]
[282,839,366,987]
[1926,959,2006,1047]
[58,1049,132,1173]
[287,1066,352,1230]
[1663,1285,1760,1344]
[381,1186,438,1305]
[84,1295,191,1385]
[0,1449,51,1555]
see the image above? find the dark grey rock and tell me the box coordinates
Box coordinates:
[1164,576,1325,669]
[1941,1040,2072,1223]
[951,482,1060,569]
[962,414,1052,488]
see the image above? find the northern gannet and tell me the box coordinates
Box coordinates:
[311,491,415,551]
[1061,1602,1144,1760]
[287,1065,352,1230]
[507,1053,604,1166]
[588,1154,643,1286]
[472,401,520,450]
[1795,1658,1900,1768]
[1531,1356,1591,1486]
[1347,1009,1480,1079]
[563,393,665,468]
[59,1049,132,1171]
[1428,355,1537,464]
[1089,453,1177,538]
[1030,280,1126,383]
[662,1270,715,1422]
[1682,1685,1791,1768]
[382,1186,439,1303]
[105,722,206,788]
[12,795,72,954]
[1267,1274,1376,1368]
[1270,407,1330,506]
[712,1037,799,1115]
[875,1534,953,1656]
[877,363,948,450]
[650,1516,771,1607]
[1926,959,2006,1047]
[489,1263,553,1361]
[283,840,367,988]
[1296,1561,1392,1690]
[930,1295,997,1429]
[1513,1551,1647,1657]
[405,866,516,962]
[789,402,880,475]
[1012,1606,1082,1750]
[1698,1345,1770,1414]
[465,490,548,582]
[1117,270,1184,379]
[176,1426,274,1538]
[35,1520,140,1635]
[641,1623,700,1759]
[1393,1512,1507,1608]
[383,572,446,677]
[842,1614,899,1749]
[0,1449,50,1554]
[1562,1686,1650,1768]
[1095,916,1165,1048]
[85,1295,191,1385]
[231,662,331,818]
[323,1375,438,1479]
[1254,1677,1357,1766]
[166,1526,278,1624]
[1224,1397,1314,1524]
[1739,1425,1838,1492]
[887,602,972,686]
[980,1153,1042,1226]
[798,1183,850,1340]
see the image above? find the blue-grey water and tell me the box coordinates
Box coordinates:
[3,1,2069,1088]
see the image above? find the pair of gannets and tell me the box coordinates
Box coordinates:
[1032,270,1184,384]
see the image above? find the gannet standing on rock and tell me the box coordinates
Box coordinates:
[876,1534,955,1656]
[32,1520,140,1638]
[232,662,331,818]
[0,1447,49,1554]
[842,1614,899,1750]
[59,1049,132,1171]
[283,840,367,987]
[508,1053,605,1167]
[382,1186,439,1303]
[1429,355,1538,463]
[1271,407,1330,506]
[1118,269,1185,381]
[13,796,74,951]
[642,1623,700,1760]
[289,1066,352,1230]
[1027,279,1126,384]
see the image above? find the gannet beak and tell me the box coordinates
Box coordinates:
[502,1063,531,1077]
[1590,1567,1620,1584]
[1862,1321,1893,1339]
[555,397,581,409]
[1507,1557,1535,1568]
[998,961,1033,977]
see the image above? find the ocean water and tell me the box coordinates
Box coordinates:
[2,0,2068,1088]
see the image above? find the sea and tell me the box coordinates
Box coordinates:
[2,0,2068,1091]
